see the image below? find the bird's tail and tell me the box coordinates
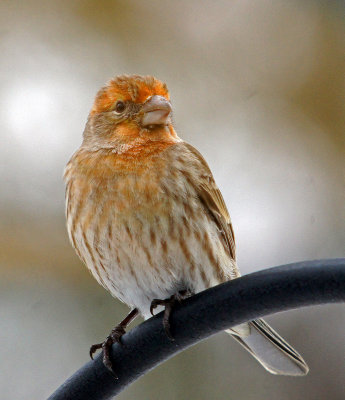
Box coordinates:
[227,318,309,376]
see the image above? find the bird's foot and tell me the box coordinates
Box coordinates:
[89,308,138,377]
[150,290,192,340]
[89,325,126,377]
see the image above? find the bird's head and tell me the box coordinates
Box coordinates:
[83,75,178,152]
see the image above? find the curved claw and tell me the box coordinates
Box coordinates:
[89,327,126,376]
[149,295,180,340]
[102,336,118,377]
[150,299,161,316]
[149,291,192,339]
[89,343,103,360]
[88,308,139,378]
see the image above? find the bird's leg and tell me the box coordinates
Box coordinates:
[150,290,192,340]
[89,308,138,377]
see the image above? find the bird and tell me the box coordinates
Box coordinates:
[64,74,309,377]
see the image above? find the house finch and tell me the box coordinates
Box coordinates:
[64,75,308,377]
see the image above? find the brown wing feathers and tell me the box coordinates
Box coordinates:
[182,143,236,261]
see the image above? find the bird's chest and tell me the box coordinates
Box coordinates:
[112,170,170,220]
[81,170,199,314]
[66,151,229,316]
[106,170,186,259]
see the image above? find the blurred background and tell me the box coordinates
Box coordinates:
[1,1,344,399]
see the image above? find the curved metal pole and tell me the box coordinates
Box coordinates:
[48,259,345,400]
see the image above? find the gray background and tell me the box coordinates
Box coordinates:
[1,1,344,399]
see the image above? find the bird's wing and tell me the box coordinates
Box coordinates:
[182,142,236,261]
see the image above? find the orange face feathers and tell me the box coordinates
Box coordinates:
[83,75,177,152]
[91,75,170,115]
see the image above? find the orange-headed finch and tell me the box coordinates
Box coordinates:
[64,75,308,376]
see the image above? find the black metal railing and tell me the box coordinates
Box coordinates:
[48,259,345,400]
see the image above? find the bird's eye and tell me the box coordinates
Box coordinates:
[114,101,126,114]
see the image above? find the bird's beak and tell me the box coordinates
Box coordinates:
[141,95,172,127]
